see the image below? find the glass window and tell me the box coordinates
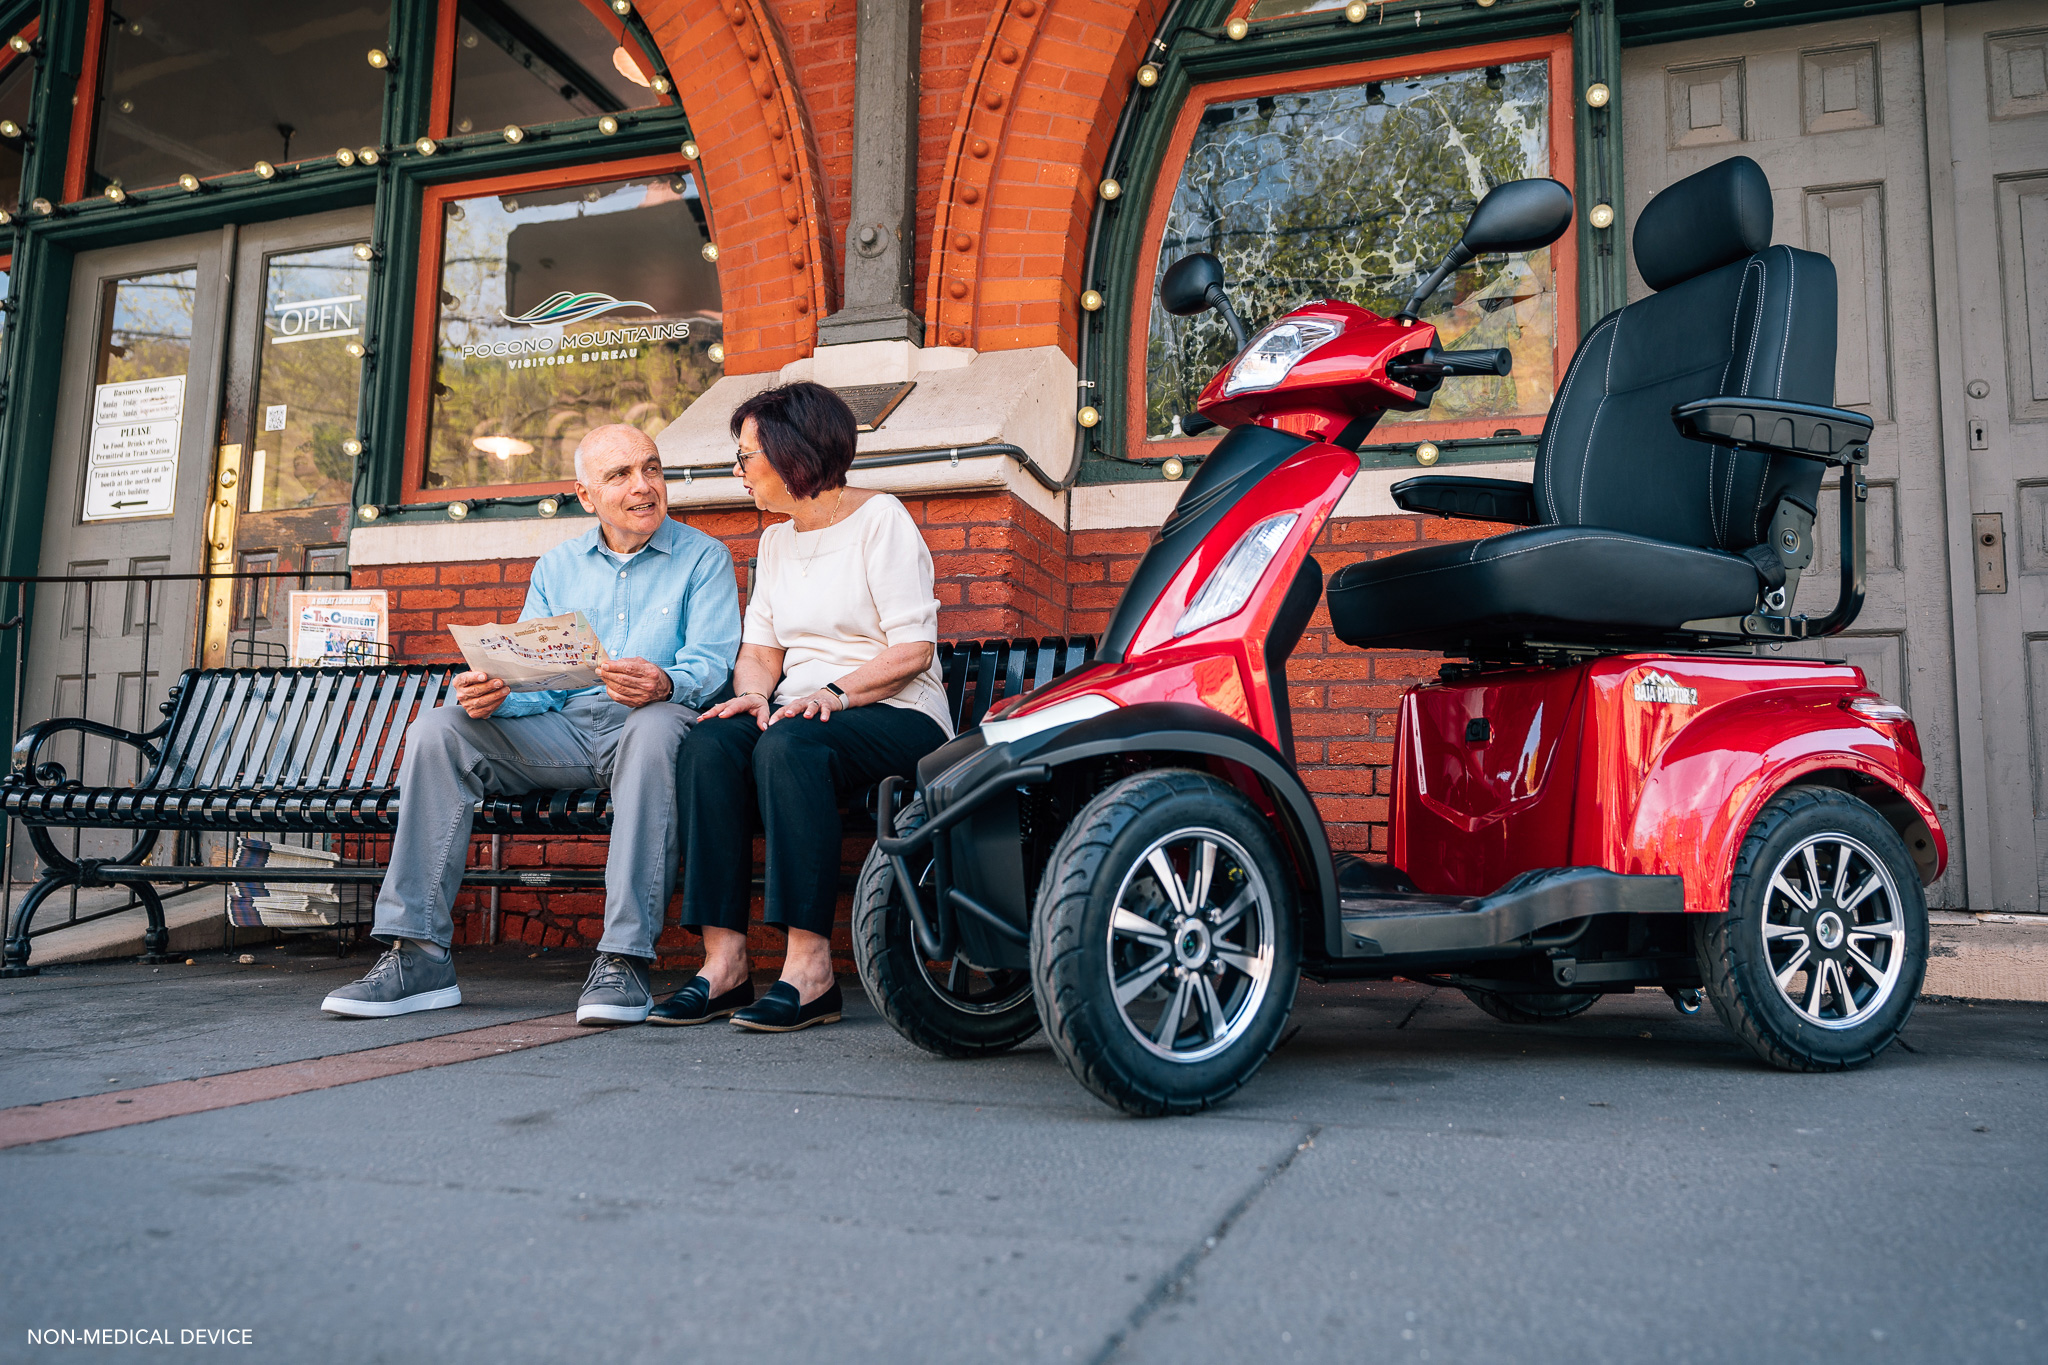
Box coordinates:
[0,43,33,204]
[448,0,672,137]
[1143,59,1558,440]
[97,269,196,387]
[424,170,721,492]
[91,0,391,193]
[250,246,370,513]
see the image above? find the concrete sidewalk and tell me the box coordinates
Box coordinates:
[1,941,2042,1364]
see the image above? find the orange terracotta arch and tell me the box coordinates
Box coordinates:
[643,0,837,373]
[925,0,1168,356]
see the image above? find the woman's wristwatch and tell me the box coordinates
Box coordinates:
[824,682,849,711]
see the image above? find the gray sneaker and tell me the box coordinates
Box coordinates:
[578,953,653,1025]
[321,940,461,1018]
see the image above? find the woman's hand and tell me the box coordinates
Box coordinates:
[770,689,846,725]
[706,690,774,729]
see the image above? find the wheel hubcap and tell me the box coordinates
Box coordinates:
[1106,827,1274,1064]
[1760,833,1905,1030]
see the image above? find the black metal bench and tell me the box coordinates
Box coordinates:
[0,634,1093,975]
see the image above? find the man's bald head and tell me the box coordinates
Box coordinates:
[573,424,659,484]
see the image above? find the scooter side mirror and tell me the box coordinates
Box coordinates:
[1459,178,1575,256]
[1399,178,1575,320]
[1160,253,1226,316]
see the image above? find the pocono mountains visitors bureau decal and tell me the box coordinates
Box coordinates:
[461,290,690,367]
[1633,670,1700,707]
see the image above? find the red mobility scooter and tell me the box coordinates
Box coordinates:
[854,156,1946,1115]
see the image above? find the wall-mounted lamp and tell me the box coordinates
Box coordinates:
[352,242,378,261]
[1225,17,1249,39]
[1077,406,1101,428]
[1584,83,1610,108]
[335,147,357,167]
[103,184,127,204]
[367,48,390,69]
[1136,63,1160,87]
[707,342,727,364]
[177,173,201,192]
[414,137,437,156]
[701,242,720,262]
[503,125,525,144]
[253,160,276,179]
[597,115,619,135]
[1588,202,1615,229]
[681,140,701,160]
[1081,289,1104,312]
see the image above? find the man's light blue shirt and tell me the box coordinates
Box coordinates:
[494,517,741,719]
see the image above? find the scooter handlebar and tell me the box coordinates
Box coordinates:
[1386,346,1514,385]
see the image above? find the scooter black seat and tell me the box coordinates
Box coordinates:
[1324,523,1759,649]
[1328,155,1840,654]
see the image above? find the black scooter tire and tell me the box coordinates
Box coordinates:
[1032,770,1299,1117]
[852,797,1040,1058]
[1694,785,1927,1072]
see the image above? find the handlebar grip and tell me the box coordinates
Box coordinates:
[1433,348,1513,377]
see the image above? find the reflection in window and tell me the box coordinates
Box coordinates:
[449,0,672,137]
[427,172,721,491]
[251,246,369,513]
[91,0,390,193]
[0,42,33,204]
[1145,60,1555,438]
[97,269,197,386]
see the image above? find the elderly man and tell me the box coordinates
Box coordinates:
[322,425,740,1025]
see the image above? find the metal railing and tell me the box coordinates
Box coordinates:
[0,567,363,943]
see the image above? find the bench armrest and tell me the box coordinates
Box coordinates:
[1389,476,1539,526]
[1671,397,1872,466]
[9,716,163,788]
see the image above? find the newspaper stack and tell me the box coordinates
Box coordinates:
[227,838,374,929]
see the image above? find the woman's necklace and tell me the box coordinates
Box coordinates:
[796,486,848,577]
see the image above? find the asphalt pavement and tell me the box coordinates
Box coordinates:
[1,941,2042,1365]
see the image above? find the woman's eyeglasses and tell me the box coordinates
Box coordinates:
[733,447,765,472]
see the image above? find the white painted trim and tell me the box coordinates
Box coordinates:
[349,515,593,566]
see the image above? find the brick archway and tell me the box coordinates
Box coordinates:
[924,0,1168,355]
[644,0,836,373]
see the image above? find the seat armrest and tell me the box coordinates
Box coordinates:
[1389,476,1539,526]
[1671,397,1872,466]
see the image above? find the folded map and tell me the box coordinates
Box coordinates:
[446,611,612,692]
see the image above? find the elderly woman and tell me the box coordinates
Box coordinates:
[652,382,952,1032]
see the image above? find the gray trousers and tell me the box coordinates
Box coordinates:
[371,697,696,957]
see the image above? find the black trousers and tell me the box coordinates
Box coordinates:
[676,705,947,938]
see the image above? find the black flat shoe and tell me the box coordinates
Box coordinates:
[647,976,755,1026]
[730,980,842,1032]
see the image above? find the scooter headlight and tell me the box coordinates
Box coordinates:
[1221,319,1342,398]
[1175,513,1298,638]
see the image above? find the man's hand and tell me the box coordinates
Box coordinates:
[453,670,510,719]
[596,657,674,709]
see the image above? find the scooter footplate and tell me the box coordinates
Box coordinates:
[1337,867,1685,959]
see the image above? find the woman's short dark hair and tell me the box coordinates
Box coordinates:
[729,381,857,501]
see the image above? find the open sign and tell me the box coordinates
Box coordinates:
[269,293,363,345]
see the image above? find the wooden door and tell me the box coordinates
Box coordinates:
[1623,12,1967,908]
[1940,4,2048,912]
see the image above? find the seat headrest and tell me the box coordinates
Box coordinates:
[1634,156,1773,291]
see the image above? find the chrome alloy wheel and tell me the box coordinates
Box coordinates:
[1761,832,1906,1030]
[1106,827,1276,1063]
[902,854,1032,1017]
[914,948,1032,1017]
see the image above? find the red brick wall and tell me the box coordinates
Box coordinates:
[355,497,1493,965]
